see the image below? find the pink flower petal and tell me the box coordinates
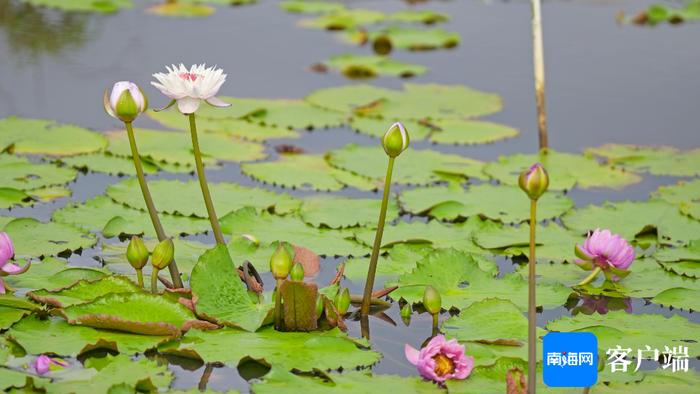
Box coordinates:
[404,344,420,366]
[2,261,29,275]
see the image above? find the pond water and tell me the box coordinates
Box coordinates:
[1,0,699,392]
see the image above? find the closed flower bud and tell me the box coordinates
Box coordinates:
[316,295,325,317]
[382,122,410,158]
[335,287,351,315]
[126,236,149,270]
[423,285,441,315]
[518,163,549,201]
[151,238,174,270]
[269,243,293,280]
[104,81,148,123]
[400,303,412,326]
[290,262,305,281]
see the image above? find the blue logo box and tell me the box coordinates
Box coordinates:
[543,332,598,387]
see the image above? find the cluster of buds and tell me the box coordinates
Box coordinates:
[126,236,174,293]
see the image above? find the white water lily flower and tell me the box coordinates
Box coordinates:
[151,64,231,114]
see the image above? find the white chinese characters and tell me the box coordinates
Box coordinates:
[606,345,689,373]
[546,351,595,367]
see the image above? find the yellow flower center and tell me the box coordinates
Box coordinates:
[433,354,455,377]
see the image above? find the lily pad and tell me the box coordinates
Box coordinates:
[0,295,39,329]
[2,217,96,259]
[299,195,399,228]
[342,243,435,282]
[28,276,143,308]
[305,84,395,114]
[300,9,385,30]
[279,1,346,14]
[349,117,433,140]
[327,144,484,185]
[654,240,700,278]
[4,257,107,292]
[442,299,538,346]
[0,117,106,156]
[651,287,700,311]
[587,144,700,177]
[0,155,76,190]
[474,222,584,263]
[17,0,132,13]
[0,188,31,209]
[323,54,427,79]
[242,154,377,191]
[483,150,641,190]
[561,200,700,246]
[59,152,159,176]
[651,179,700,205]
[390,10,449,24]
[399,184,573,223]
[427,119,519,145]
[343,26,460,51]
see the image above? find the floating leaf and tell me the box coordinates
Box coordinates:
[484,150,641,190]
[0,117,106,156]
[59,152,158,175]
[651,179,700,205]
[327,144,484,185]
[299,195,399,228]
[587,144,700,177]
[17,0,132,13]
[280,280,318,331]
[349,117,433,140]
[0,155,76,190]
[300,9,385,30]
[654,240,700,278]
[651,287,700,311]
[305,84,395,114]
[279,1,346,14]
[443,299,536,346]
[427,119,519,145]
[323,54,427,79]
[0,188,31,209]
[28,276,143,308]
[2,218,96,259]
[474,222,584,263]
[4,257,107,292]
[389,10,449,24]
[343,244,435,282]
[399,184,573,223]
[0,295,38,330]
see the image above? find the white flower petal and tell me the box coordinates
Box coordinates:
[177,97,201,114]
[206,97,231,108]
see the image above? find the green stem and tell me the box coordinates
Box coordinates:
[188,114,226,245]
[124,122,183,288]
[274,279,283,330]
[361,157,395,321]
[431,313,439,337]
[577,267,602,287]
[528,199,537,394]
[136,269,144,288]
[151,268,160,294]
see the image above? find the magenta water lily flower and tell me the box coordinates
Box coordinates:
[31,354,67,376]
[575,228,635,285]
[405,335,474,383]
[151,64,231,114]
[0,232,30,294]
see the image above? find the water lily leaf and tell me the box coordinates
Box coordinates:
[0,155,76,190]
[221,207,366,256]
[7,315,169,356]
[344,26,460,51]
[53,196,210,237]
[280,1,346,14]
[343,243,435,282]
[251,367,441,393]
[60,292,201,336]
[654,240,700,278]
[106,178,300,217]
[4,257,107,292]
[546,311,700,358]
[651,287,700,311]
[0,117,106,156]
[0,307,30,330]
[561,200,700,246]
[324,54,427,79]
[28,276,143,308]
[190,245,273,332]
[399,184,573,223]
[305,84,395,114]
[0,295,38,329]
[280,280,318,331]
[389,10,449,24]
[446,357,541,394]
[299,195,399,228]
[231,98,346,130]
[392,249,571,311]
[474,222,584,263]
[242,154,377,191]
[587,144,700,177]
[651,179,700,206]
[349,117,433,140]
[484,150,641,191]
[427,119,519,145]
[161,327,380,371]
[0,187,31,209]
[59,152,158,176]
[327,144,484,185]
[300,9,385,30]
[17,0,132,13]
[2,218,96,259]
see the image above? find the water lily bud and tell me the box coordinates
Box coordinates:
[316,296,325,317]
[269,243,293,280]
[400,303,412,326]
[126,236,149,270]
[518,163,549,201]
[290,263,305,281]
[382,122,410,158]
[335,287,351,315]
[151,238,175,270]
[423,285,441,315]
[104,81,148,123]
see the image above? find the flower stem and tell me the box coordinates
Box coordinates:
[528,198,537,394]
[431,313,439,337]
[361,157,395,321]
[136,269,144,288]
[151,268,160,294]
[577,267,602,287]
[124,121,183,288]
[188,114,226,245]
[274,279,283,330]
[531,0,548,150]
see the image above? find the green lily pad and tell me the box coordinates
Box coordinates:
[390,10,449,24]
[399,184,573,223]
[349,117,433,140]
[59,152,159,176]
[0,155,76,190]
[4,257,107,292]
[60,292,200,336]
[651,179,700,206]
[0,188,31,209]
[446,357,540,394]
[106,178,300,218]
[17,0,132,13]
[392,249,571,311]
[342,243,435,282]
[0,185,72,208]
[654,240,700,278]
[561,200,700,246]
[343,26,460,51]
[300,9,385,30]
[324,54,427,79]
[327,144,484,185]
[2,218,96,259]
[7,315,170,356]
[242,154,378,191]
[427,119,519,145]
[587,144,700,177]
[0,117,106,156]
[305,84,395,114]
[484,150,642,191]
[28,276,143,308]
[220,207,366,256]
[474,222,584,263]
[299,195,399,228]
[651,287,700,311]
[0,295,38,330]
[52,196,210,237]
[190,245,272,332]
[279,1,346,14]
[161,327,380,371]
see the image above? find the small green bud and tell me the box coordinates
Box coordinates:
[423,285,441,315]
[518,163,549,201]
[335,287,351,315]
[290,263,305,281]
[400,303,412,326]
[104,81,148,123]
[269,243,293,280]
[151,238,175,270]
[381,122,410,158]
[126,236,149,270]
[316,296,325,317]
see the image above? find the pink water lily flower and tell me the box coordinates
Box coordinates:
[405,335,474,383]
[31,354,67,376]
[0,232,30,294]
[151,63,231,114]
[575,229,635,284]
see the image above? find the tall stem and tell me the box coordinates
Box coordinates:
[361,157,395,321]
[151,268,160,294]
[528,199,537,394]
[136,269,144,288]
[274,279,283,330]
[124,122,183,288]
[188,113,225,245]
[531,0,549,150]
[577,267,602,287]
[431,313,439,337]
